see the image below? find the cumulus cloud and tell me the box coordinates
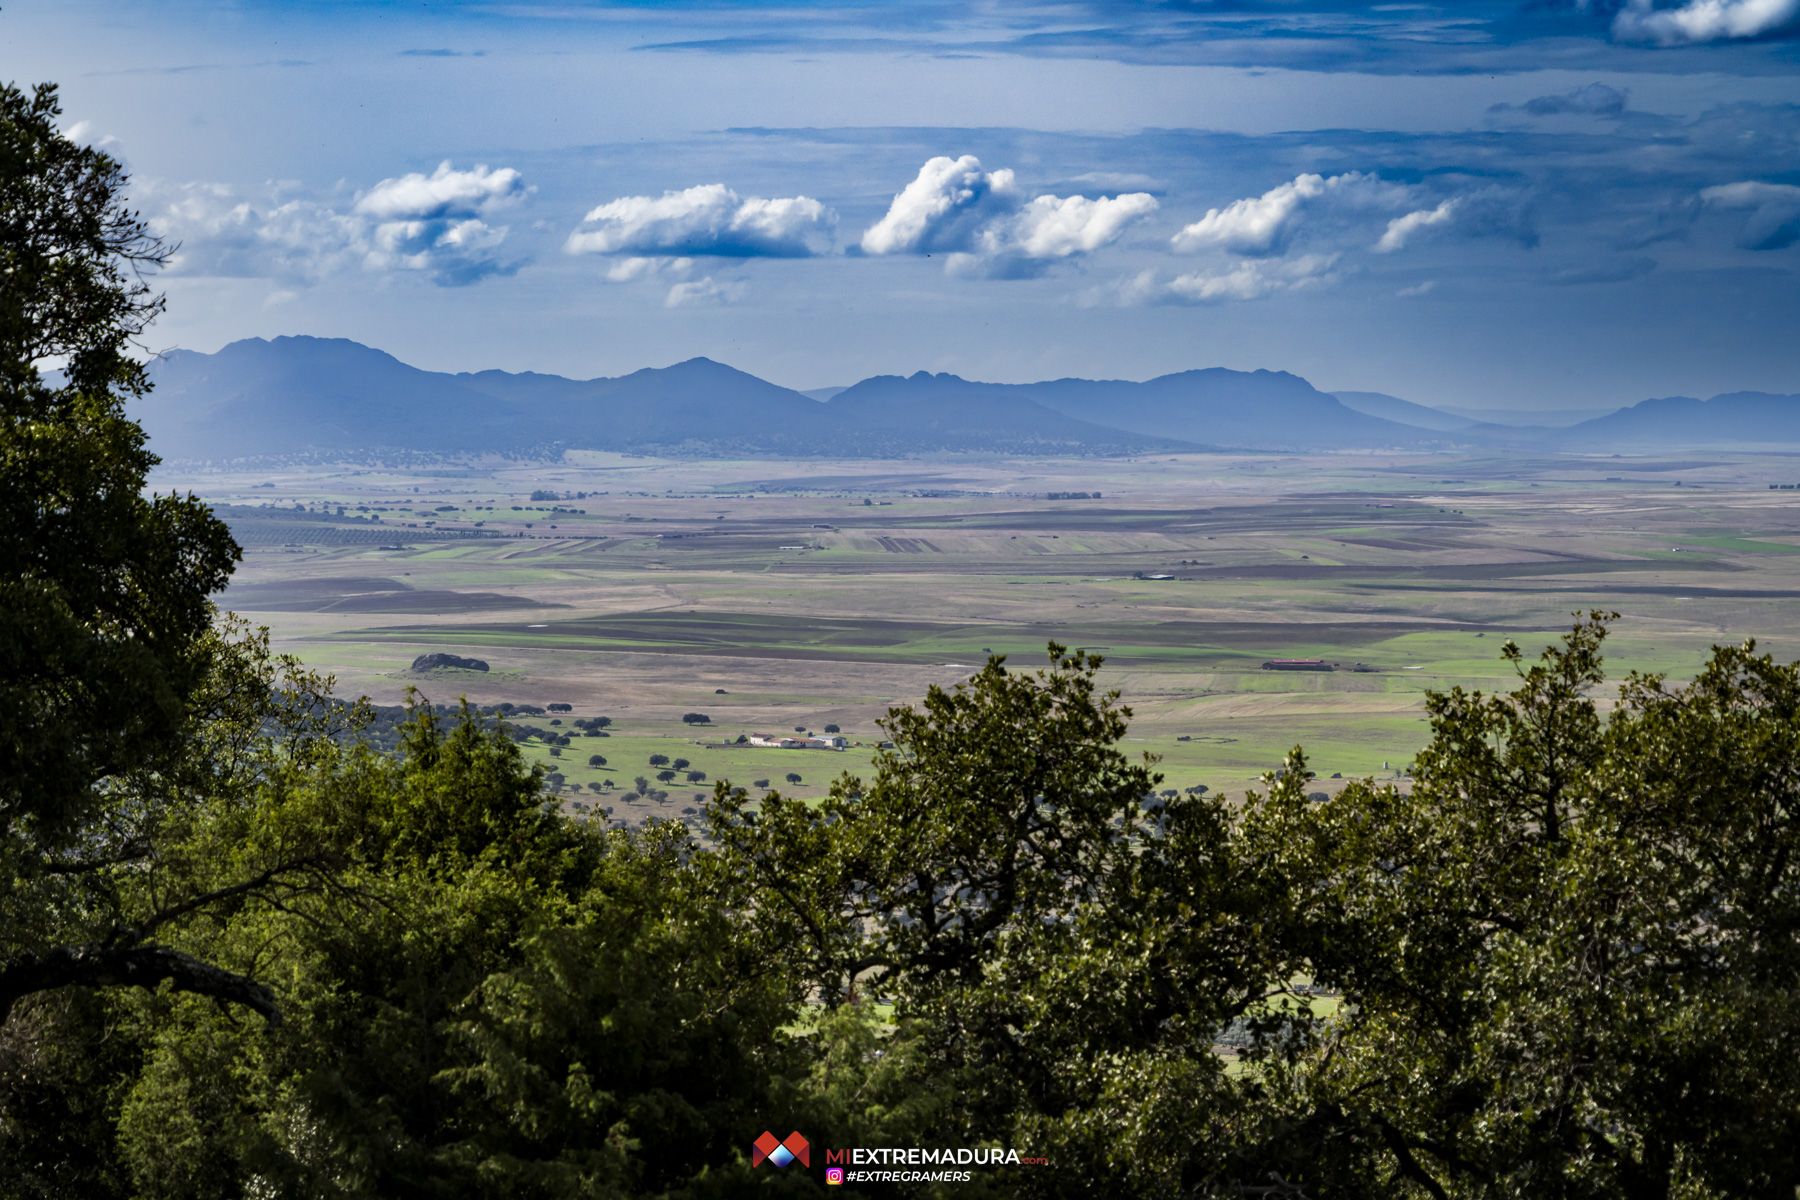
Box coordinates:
[150,162,530,287]
[664,276,747,307]
[1701,180,1800,249]
[353,162,529,284]
[151,184,366,283]
[603,256,694,283]
[1165,254,1341,303]
[1613,0,1800,44]
[1099,255,1340,307]
[860,156,1019,256]
[565,184,834,259]
[1171,172,1414,257]
[1173,172,1532,264]
[1376,200,1461,252]
[861,155,1157,277]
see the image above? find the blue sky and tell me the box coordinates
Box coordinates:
[4,0,1798,408]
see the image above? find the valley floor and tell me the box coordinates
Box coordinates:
[161,448,1800,817]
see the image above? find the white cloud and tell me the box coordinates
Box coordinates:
[1164,254,1341,303]
[1376,200,1461,253]
[1700,180,1800,249]
[565,184,834,258]
[61,120,121,150]
[664,276,747,307]
[860,155,1018,256]
[996,192,1160,259]
[353,162,529,283]
[353,161,527,222]
[1397,280,1437,297]
[862,155,1156,278]
[1171,172,1411,257]
[152,183,366,283]
[150,161,530,288]
[1613,0,1800,45]
[603,256,695,282]
[1095,255,1340,306]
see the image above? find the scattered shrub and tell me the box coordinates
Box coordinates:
[548,702,572,712]
[548,747,561,757]
[714,689,727,694]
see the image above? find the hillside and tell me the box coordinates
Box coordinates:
[1556,392,1800,450]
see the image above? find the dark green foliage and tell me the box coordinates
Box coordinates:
[81,705,808,1199]
[648,754,670,767]
[709,646,1309,1194]
[588,754,606,767]
[0,80,239,844]
[1235,613,1800,1198]
[681,713,710,725]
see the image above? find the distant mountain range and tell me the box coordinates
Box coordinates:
[129,335,1797,461]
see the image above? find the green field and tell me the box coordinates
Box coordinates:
[155,449,1800,813]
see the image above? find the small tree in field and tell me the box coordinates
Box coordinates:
[648,754,669,767]
[785,772,802,785]
[588,754,606,767]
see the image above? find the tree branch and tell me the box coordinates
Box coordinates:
[0,943,280,1027]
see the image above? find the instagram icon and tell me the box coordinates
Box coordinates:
[826,1167,845,1185]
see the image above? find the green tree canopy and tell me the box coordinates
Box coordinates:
[1241,614,1800,1198]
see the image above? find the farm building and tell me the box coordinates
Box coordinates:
[1262,659,1334,672]
[747,734,849,750]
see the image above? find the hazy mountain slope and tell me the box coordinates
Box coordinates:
[136,336,527,458]
[1333,391,1479,432]
[130,334,1782,460]
[824,373,1202,454]
[1440,404,1621,428]
[936,368,1449,450]
[1555,392,1800,449]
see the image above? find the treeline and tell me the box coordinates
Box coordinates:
[6,78,1800,1200]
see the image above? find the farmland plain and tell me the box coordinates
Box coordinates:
[161,449,1800,819]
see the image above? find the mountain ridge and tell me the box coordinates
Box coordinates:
[128,335,1799,461]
